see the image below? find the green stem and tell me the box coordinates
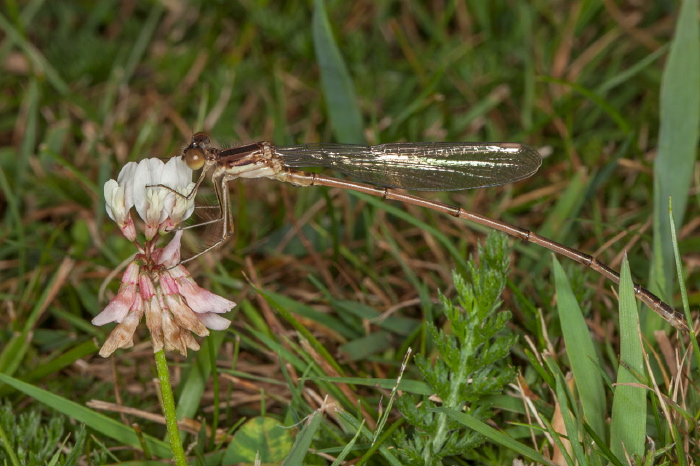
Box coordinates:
[427,340,471,463]
[154,350,187,465]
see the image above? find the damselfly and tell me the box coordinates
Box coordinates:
[156,132,688,332]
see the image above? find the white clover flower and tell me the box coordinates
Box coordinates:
[96,153,234,357]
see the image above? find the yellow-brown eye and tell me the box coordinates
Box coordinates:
[183,146,205,170]
[182,132,212,170]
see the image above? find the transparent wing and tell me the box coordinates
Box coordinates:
[274,142,542,191]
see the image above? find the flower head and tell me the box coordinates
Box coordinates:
[96,154,234,357]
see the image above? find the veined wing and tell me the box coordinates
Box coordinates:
[273,142,542,191]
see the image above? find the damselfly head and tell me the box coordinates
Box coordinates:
[182,132,213,170]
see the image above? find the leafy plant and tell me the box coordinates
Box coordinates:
[395,233,517,465]
[0,401,105,465]
[0,401,66,465]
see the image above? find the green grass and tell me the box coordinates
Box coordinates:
[1,1,698,464]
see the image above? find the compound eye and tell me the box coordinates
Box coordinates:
[183,146,205,170]
[191,132,211,149]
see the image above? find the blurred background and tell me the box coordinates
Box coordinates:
[0,0,697,462]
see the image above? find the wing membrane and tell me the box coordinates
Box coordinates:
[274,142,541,191]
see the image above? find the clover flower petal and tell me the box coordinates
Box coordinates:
[104,164,138,241]
[97,295,144,357]
[92,262,140,326]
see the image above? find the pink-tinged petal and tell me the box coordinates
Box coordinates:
[144,294,164,353]
[97,308,143,357]
[92,289,134,326]
[119,213,137,242]
[154,231,183,268]
[160,274,180,295]
[179,281,236,315]
[165,265,235,314]
[121,261,141,284]
[139,273,156,301]
[196,312,231,330]
[93,261,141,326]
[163,294,209,336]
[158,218,176,236]
[165,264,188,280]
[144,223,159,241]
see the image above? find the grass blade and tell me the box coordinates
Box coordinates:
[312,0,365,143]
[610,256,646,460]
[281,408,323,465]
[552,257,606,440]
[649,0,699,310]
